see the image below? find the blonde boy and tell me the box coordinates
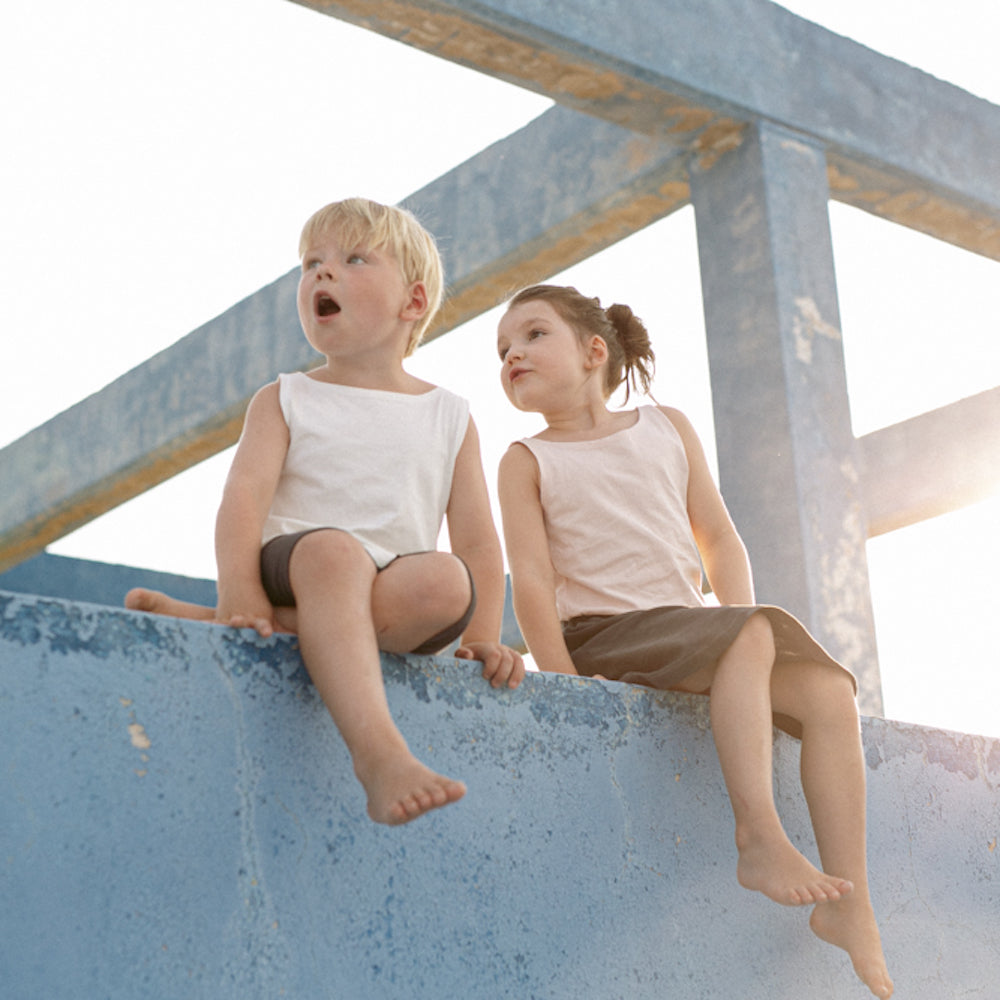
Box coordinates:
[129,198,523,825]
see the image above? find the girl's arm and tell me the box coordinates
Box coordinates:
[446,417,524,688]
[497,443,579,675]
[214,381,289,634]
[660,406,756,606]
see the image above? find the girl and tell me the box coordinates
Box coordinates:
[496,284,892,999]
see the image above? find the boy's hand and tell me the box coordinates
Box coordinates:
[216,587,276,639]
[455,641,525,690]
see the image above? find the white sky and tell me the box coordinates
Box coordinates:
[2,0,999,737]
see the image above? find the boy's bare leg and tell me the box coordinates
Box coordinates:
[288,531,469,825]
[125,588,215,621]
[771,660,894,998]
[677,614,853,907]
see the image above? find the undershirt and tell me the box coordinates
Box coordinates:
[261,372,470,567]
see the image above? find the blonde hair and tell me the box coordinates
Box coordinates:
[299,197,444,356]
[505,284,655,401]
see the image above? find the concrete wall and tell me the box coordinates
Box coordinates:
[2,589,998,999]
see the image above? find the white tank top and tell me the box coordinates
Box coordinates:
[262,373,470,567]
[518,406,706,620]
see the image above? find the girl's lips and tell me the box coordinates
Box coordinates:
[508,367,530,383]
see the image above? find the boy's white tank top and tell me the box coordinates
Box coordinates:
[261,372,469,567]
[517,406,706,620]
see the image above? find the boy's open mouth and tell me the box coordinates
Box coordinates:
[316,292,340,317]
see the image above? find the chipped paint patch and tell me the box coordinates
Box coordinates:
[128,723,151,751]
[791,296,841,365]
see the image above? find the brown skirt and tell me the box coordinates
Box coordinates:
[562,604,856,738]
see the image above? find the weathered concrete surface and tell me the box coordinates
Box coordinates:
[2,590,997,999]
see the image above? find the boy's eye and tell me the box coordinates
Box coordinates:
[347,252,367,264]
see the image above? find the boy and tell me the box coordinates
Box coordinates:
[129,198,523,825]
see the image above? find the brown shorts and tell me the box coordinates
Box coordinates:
[260,528,476,655]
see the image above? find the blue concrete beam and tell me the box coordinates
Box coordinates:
[690,121,882,714]
[292,0,1000,260]
[859,387,1000,537]
[2,591,998,997]
[0,107,689,573]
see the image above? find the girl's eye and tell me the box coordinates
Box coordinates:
[528,328,545,340]
[498,346,508,360]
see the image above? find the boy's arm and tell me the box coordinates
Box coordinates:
[497,443,579,675]
[660,406,756,606]
[445,417,524,689]
[214,381,290,634]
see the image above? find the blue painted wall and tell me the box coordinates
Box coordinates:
[2,590,997,998]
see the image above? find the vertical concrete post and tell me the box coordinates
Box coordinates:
[690,120,883,715]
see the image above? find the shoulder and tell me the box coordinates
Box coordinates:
[499,441,540,482]
[651,405,700,444]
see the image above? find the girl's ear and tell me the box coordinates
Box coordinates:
[401,281,429,320]
[585,335,609,369]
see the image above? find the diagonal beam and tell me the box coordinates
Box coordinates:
[859,387,1000,537]
[0,107,690,573]
[290,0,1000,260]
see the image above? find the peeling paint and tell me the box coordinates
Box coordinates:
[127,723,151,751]
[791,295,841,365]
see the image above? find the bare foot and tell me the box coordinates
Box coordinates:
[736,828,854,906]
[811,894,894,998]
[125,588,214,620]
[355,750,466,826]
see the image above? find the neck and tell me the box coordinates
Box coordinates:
[539,397,616,438]
[312,355,425,394]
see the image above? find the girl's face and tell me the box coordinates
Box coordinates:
[497,299,598,412]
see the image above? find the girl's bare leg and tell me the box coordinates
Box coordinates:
[771,659,893,998]
[677,614,852,906]
[288,531,470,825]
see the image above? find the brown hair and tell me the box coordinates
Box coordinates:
[505,284,655,401]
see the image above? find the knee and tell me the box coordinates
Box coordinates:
[289,529,373,583]
[735,612,776,662]
[407,553,472,619]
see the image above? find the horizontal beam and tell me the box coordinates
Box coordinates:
[0,107,689,572]
[291,0,1000,259]
[859,387,1000,537]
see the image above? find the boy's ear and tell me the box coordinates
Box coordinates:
[400,281,429,320]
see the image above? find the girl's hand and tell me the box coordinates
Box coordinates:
[455,641,526,690]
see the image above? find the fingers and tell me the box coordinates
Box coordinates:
[225,613,274,638]
[455,642,525,690]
